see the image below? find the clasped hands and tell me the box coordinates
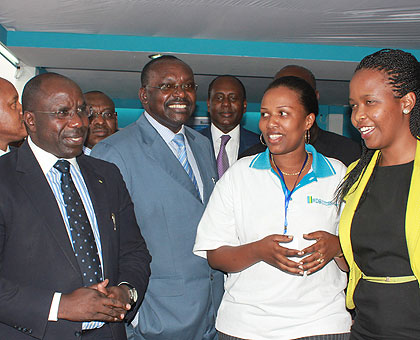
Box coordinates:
[58,279,131,322]
[253,231,341,275]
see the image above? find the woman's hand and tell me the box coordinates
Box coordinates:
[298,231,341,275]
[253,234,302,275]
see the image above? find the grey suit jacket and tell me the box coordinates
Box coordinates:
[91,114,224,340]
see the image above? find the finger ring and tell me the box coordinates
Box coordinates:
[318,251,323,257]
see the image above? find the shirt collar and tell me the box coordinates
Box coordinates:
[28,136,80,175]
[144,111,186,144]
[210,123,240,142]
[0,146,10,156]
[249,143,336,179]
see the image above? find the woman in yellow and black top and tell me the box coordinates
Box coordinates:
[336,48,420,340]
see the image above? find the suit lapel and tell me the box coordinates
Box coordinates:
[16,142,80,275]
[185,128,215,204]
[138,116,203,202]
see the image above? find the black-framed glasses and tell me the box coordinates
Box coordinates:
[31,107,90,120]
[146,83,199,93]
[89,109,117,120]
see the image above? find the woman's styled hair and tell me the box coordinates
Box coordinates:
[336,49,420,204]
[265,76,319,117]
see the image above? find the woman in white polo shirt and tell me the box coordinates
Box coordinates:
[194,76,351,340]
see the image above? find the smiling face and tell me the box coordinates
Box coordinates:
[207,76,247,133]
[259,86,314,157]
[349,68,413,153]
[84,92,118,148]
[25,77,88,158]
[139,60,196,133]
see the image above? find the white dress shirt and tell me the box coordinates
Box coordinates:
[210,123,240,167]
[0,146,10,156]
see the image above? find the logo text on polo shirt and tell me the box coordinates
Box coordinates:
[307,196,336,206]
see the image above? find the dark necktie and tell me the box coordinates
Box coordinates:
[216,134,231,178]
[53,160,102,286]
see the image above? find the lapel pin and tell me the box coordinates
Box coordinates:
[98,179,103,184]
[111,213,116,231]
[211,177,216,184]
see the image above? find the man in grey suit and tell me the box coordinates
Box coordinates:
[91,55,224,340]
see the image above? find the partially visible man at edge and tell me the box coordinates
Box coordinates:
[83,91,118,155]
[0,72,151,339]
[91,56,224,340]
[240,65,361,166]
[200,75,259,178]
[0,77,27,155]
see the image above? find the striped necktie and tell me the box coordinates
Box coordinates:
[172,134,200,197]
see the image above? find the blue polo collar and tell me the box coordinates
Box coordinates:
[249,144,336,183]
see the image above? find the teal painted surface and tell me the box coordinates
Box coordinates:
[8,30,420,61]
[0,25,6,44]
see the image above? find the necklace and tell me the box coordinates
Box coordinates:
[271,152,309,234]
[270,152,310,176]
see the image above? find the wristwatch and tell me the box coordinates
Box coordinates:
[118,282,138,305]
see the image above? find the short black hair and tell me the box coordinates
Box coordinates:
[264,76,318,117]
[207,75,247,100]
[140,55,189,87]
[275,65,317,90]
[22,73,73,113]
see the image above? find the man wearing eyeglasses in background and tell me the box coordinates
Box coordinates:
[92,55,224,340]
[0,72,151,339]
[83,91,118,155]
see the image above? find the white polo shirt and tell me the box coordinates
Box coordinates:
[193,145,351,340]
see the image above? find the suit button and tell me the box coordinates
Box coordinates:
[75,331,82,337]
[210,274,214,280]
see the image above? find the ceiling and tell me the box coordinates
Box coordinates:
[1,0,420,106]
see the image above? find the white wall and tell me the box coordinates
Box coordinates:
[0,56,36,97]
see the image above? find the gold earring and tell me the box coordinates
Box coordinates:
[305,130,310,144]
[260,134,267,146]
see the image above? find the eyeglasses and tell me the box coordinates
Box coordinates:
[89,110,117,120]
[31,107,90,120]
[146,83,199,93]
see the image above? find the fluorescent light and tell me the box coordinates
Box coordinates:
[148,53,163,59]
[0,42,20,68]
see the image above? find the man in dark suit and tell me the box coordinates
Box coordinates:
[200,75,259,177]
[240,65,361,166]
[92,56,224,340]
[0,73,151,340]
[0,77,27,155]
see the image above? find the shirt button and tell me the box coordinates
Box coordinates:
[210,274,214,280]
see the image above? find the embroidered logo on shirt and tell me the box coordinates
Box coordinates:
[307,196,336,206]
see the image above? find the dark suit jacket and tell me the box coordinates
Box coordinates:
[199,125,260,158]
[0,142,151,340]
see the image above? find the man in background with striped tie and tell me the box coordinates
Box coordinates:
[91,55,224,340]
[0,72,151,339]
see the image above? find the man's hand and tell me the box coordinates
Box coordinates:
[58,280,131,322]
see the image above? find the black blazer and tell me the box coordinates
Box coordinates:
[199,125,260,157]
[0,142,151,340]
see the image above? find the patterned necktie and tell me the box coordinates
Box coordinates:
[172,134,200,196]
[53,160,102,286]
[216,134,231,178]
